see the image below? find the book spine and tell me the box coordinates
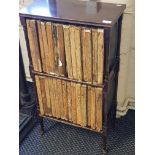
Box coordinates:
[92,29,98,84]
[37,21,46,72]
[97,29,104,84]
[52,78,57,117]
[87,86,91,127]
[56,79,62,118]
[82,28,92,83]
[95,88,103,131]
[40,22,49,73]
[62,80,68,120]
[39,76,48,116]
[63,25,73,78]
[48,78,54,116]
[81,85,87,127]
[26,20,42,72]
[71,82,77,123]
[76,83,81,125]
[90,87,96,129]
[69,26,77,79]
[67,82,72,122]
[46,22,55,73]
[75,26,82,81]
[57,24,66,75]
[35,76,44,115]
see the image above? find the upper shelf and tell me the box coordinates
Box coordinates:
[20,0,126,27]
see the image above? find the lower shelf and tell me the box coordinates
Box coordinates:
[40,114,104,134]
[35,75,103,132]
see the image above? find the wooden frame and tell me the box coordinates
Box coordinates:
[19,0,125,153]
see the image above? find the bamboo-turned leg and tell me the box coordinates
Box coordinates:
[39,117,44,135]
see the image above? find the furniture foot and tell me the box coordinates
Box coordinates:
[101,133,108,155]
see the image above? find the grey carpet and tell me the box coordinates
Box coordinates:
[19,110,134,155]
[19,82,135,155]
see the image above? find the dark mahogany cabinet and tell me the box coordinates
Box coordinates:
[20,0,125,153]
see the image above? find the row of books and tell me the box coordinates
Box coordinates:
[27,19,104,84]
[35,75,103,131]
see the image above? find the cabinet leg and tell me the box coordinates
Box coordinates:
[112,104,117,129]
[39,117,44,135]
[101,134,108,155]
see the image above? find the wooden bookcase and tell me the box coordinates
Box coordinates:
[20,0,125,153]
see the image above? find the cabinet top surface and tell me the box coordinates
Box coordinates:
[20,0,125,27]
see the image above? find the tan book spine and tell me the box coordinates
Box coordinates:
[90,87,96,129]
[87,86,91,127]
[71,82,77,123]
[54,79,59,118]
[41,22,49,73]
[63,25,73,78]
[46,22,55,73]
[97,29,104,84]
[39,77,48,115]
[92,29,98,84]
[56,79,62,118]
[48,78,54,116]
[69,26,77,79]
[26,20,42,72]
[44,78,51,116]
[35,76,44,115]
[82,28,92,83]
[52,78,57,117]
[95,88,103,131]
[37,21,46,72]
[74,26,82,81]
[62,80,68,120]
[81,85,87,127]
[67,82,72,122]
[52,24,59,74]
[57,24,66,75]
[76,83,81,125]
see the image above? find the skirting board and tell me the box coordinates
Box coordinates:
[116,98,135,118]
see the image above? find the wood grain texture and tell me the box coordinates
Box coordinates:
[37,21,46,72]
[52,24,59,74]
[67,82,72,122]
[95,88,103,131]
[48,78,54,116]
[41,21,49,73]
[76,83,81,125]
[81,85,87,127]
[44,77,51,115]
[90,87,96,129]
[56,79,62,118]
[82,28,92,83]
[35,76,44,115]
[92,29,98,84]
[52,78,57,117]
[39,77,48,116]
[87,86,91,127]
[62,80,68,120]
[63,25,73,78]
[97,29,104,84]
[71,82,77,123]
[69,26,77,79]
[57,24,66,75]
[27,20,42,72]
[74,26,82,81]
[46,22,55,73]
